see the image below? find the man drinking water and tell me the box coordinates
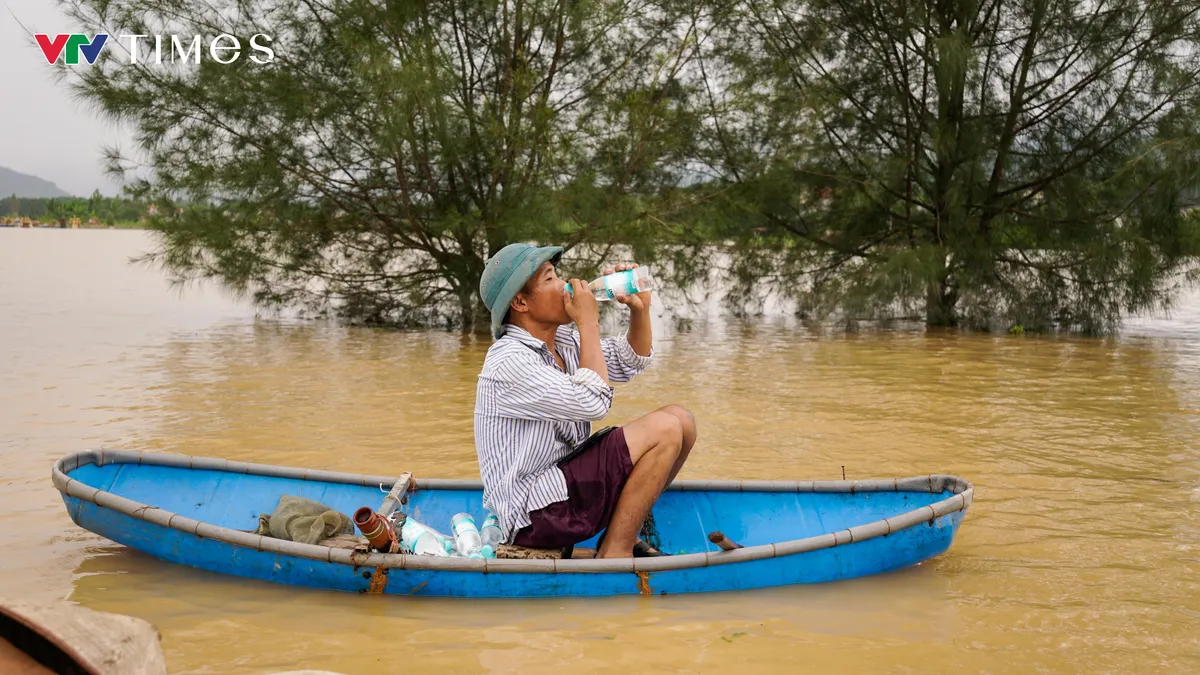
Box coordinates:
[474,243,697,558]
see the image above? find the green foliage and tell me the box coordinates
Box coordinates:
[59,0,703,331]
[690,0,1200,333]
[0,193,146,223]
[53,0,1200,334]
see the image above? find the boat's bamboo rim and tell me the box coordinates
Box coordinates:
[52,449,973,575]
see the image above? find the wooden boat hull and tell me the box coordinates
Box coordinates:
[53,450,973,598]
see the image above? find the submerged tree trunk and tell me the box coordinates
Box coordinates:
[925,277,958,327]
[924,247,958,327]
[460,291,490,335]
[459,287,494,336]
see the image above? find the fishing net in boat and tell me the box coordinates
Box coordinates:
[254,495,354,545]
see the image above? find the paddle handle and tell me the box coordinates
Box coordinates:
[708,531,742,551]
[379,472,413,519]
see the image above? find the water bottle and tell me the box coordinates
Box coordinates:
[565,266,656,301]
[450,513,485,558]
[399,517,450,557]
[480,513,503,550]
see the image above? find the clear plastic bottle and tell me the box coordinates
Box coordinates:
[399,517,450,557]
[480,513,503,550]
[565,266,656,302]
[450,513,485,558]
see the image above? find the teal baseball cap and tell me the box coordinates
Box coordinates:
[479,243,565,339]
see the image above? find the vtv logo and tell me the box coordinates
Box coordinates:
[36,34,109,65]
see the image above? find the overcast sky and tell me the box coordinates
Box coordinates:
[1,1,134,196]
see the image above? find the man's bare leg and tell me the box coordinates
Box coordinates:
[596,409,689,558]
[657,405,698,485]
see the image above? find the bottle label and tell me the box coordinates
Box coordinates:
[603,271,637,298]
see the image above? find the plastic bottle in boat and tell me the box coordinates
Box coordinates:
[450,513,486,558]
[480,513,503,551]
[399,516,450,557]
[564,266,656,302]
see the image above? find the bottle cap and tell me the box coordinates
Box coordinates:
[480,545,495,559]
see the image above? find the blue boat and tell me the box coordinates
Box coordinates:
[52,449,973,597]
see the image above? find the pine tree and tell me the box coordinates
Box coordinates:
[59,0,700,330]
[699,0,1200,332]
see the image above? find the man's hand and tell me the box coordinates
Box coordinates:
[566,278,608,384]
[606,263,651,312]
[563,278,601,327]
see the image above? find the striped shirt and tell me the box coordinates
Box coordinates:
[474,324,653,543]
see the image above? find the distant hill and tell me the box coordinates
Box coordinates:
[0,166,71,198]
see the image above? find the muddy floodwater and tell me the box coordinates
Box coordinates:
[1,228,1198,673]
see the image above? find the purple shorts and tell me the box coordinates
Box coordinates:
[512,427,633,549]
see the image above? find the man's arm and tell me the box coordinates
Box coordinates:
[611,262,652,357]
[564,278,609,386]
[577,321,610,386]
[483,351,613,422]
[599,263,654,383]
[626,304,652,356]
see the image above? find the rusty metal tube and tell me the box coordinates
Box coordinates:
[353,507,396,552]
